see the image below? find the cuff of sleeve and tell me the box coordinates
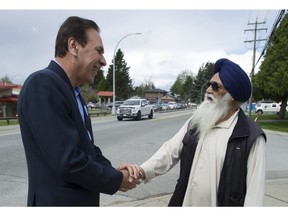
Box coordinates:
[140,162,156,184]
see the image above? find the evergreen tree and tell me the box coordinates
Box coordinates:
[97,79,108,92]
[106,49,133,100]
[191,62,214,103]
[182,75,194,102]
[253,14,288,119]
[92,69,105,90]
[0,75,12,83]
[170,78,182,95]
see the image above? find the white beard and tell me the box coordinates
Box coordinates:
[188,93,233,138]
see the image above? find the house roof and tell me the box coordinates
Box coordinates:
[144,88,167,93]
[0,83,22,103]
[0,82,21,90]
[97,91,113,97]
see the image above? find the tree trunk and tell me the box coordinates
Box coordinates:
[278,97,287,119]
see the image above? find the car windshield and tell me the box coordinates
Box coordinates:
[123,100,140,105]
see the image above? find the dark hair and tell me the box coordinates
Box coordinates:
[55,16,100,57]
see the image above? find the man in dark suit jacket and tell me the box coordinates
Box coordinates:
[17,16,140,206]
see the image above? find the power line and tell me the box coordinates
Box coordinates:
[243,10,287,117]
[254,10,287,69]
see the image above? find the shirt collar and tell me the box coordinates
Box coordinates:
[74,86,80,96]
[215,109,239,129]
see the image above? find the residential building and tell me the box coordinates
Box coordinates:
[0,82,21,117]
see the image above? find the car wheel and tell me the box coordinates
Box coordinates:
[135,111,141,120]
[117,116,123,121]
[148,110,153,119]
[256,110,263,115]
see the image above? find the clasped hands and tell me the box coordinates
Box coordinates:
[117,163,145,192]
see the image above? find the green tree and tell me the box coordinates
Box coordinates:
[97,79,108,92]
[253,14,288,119]
[0,75,12,83]
[182,75,194,102]
[192,62,214,103]
[80,69,106,103]
[143,78,155,90]
[106,49,133,100]
[134,86,145,98]
[170,78,182,95]
[171,70,194,101]
[92,69,105,91]
[134,79,156,97]
[80,84,98,104]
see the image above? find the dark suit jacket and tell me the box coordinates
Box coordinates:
[17,60,123,206]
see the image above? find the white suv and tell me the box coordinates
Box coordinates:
[116,98,154,121]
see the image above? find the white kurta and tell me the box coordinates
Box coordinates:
[141,110,266,206]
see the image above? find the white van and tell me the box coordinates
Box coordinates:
[255,102,280,115]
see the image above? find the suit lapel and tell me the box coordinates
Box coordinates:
[46,60,94,143]
[79,93,94,143]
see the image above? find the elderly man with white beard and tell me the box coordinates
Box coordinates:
[138,58,267,207]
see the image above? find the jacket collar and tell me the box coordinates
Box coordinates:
[229,108,250,140]
[46,60,74,93]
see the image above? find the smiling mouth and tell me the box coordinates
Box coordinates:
[93,66,99,74]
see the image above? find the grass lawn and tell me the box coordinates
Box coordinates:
[250,113,288,133]
[257,121,288,133]
[0,119,18,126]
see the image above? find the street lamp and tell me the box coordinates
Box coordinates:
[112,32,142,115]
[200,81,209,103]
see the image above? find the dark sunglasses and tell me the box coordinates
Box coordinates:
[206,81,222,92]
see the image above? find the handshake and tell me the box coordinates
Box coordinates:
[117,163,145,192]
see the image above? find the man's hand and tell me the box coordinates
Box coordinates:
[117,164,142,192]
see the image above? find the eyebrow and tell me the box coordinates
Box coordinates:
[96,46,104,54]
[210,81,223,87]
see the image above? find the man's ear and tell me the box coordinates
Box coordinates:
[68,38,78,56]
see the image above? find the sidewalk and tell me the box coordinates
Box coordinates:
[101,178,288,207]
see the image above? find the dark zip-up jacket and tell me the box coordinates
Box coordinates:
[168,109,266,206]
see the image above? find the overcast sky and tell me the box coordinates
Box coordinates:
[0,2,284,90]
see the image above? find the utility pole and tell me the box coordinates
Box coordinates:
[244,19,267,117]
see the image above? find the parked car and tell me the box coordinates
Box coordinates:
[150,102,161,112]
[255,102,280,115]
[175,102,187,109]
[188,103,197,108]
[86,102,97,109]
[160,103,169,111]
[167,101,177,110]
[116,98,153,121]
[107,101,124,109]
